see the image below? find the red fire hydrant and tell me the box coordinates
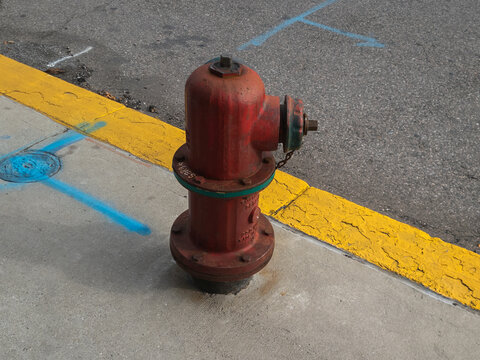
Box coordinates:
[170,56,317,292]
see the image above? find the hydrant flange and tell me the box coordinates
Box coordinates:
[173,144,276,198]
[170,210,274,282]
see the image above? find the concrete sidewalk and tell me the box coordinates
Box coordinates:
[1,97,480,359]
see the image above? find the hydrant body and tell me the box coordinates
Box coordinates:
[170,57,316,287]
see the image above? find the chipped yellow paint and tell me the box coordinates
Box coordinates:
[259,170,309,216]
[274,187,480,309]
[89,108,185,170]
[0,55,184,170]
[0,55,124,123]
[1,54,480,310]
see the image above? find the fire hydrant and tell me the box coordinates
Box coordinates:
[170,56,317,292]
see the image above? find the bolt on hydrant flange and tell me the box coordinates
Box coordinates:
[170,56,317,293]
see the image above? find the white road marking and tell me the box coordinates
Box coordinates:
[47,46,93,68]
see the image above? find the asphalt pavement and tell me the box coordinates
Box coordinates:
[0,0,478,252]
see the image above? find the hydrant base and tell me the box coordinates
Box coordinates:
[191,277,252,295]
[170,210,275,283]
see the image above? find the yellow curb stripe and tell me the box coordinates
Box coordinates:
[260,170,309,216]
[1,55,479,310]
[0,56,124,122]
[79,107,185,171]
[274,188,480,308]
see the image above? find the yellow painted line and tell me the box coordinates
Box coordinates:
[0,56,124,122]
[274,188,480,308]
[1,54,479,310]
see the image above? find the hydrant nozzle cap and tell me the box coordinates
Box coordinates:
[307,120,318,131]
[303,114,318,135]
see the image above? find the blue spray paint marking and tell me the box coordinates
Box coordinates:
[40,121,106,153]
[300,18,384,48]
[40,132,85,153]
[0,120,151,236]
[0,121,107,162]
[0,150,61,183]
[0,138,47,162]
[237,0,384,50]
[43,178,151,235]
[0,135,11,140]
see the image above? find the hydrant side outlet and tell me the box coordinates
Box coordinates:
[170,56,316,288]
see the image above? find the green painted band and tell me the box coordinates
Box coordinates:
[174,171,276,199]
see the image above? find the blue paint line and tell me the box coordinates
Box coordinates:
[0,139,44,161]
[40,132,85,153]
[237,0,384,50]
[0,135,11,140]
[296,0,340,18]
[238,17,302,50]
[238,0,338,50]
[0,120,107,162]
[42,178,152,236]
[40,121,107,153]
[300,19,385,48]
[80,121,107,134]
